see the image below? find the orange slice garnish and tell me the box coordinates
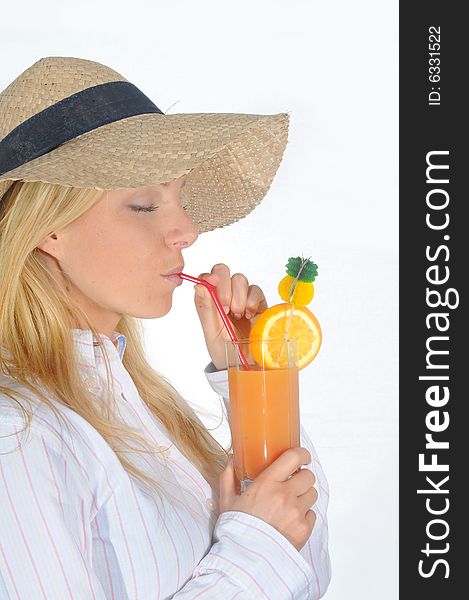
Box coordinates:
[249,303,322,369]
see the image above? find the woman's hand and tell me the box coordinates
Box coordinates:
[193,263,268,370]
[219,449,318,552]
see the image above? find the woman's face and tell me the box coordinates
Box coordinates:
[37,175,198,337]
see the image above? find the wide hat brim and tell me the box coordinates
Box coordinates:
[0,109,289,233]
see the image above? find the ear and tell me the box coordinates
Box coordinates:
[36,233,60,258]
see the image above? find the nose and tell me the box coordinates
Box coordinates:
[165,207,199,249]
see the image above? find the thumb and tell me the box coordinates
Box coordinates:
[193,273,223,313]
[193,282,211,304]
[219,454,237,512]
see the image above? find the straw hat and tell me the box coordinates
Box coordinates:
[0,56,290,233]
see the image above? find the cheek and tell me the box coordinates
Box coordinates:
[69,225,163,289]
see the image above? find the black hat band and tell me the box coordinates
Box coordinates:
[0,81,164,176]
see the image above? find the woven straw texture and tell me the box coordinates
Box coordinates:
[0,57,289,233]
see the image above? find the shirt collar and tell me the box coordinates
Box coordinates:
[71,328,127,362]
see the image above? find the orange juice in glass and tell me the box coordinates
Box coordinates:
[225,337,300,492]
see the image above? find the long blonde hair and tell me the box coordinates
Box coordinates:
[0,180,230,500]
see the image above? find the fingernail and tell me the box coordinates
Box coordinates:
[245,312,252,319]
[234,313,242,319]
[223,306,230,314]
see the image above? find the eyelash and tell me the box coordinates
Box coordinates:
[131,205,159,213]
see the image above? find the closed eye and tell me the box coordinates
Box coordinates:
[131,205,159,213]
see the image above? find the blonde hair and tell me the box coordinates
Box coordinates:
[0,180,230,502]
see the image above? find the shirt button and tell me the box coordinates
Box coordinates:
[205,498,217,512]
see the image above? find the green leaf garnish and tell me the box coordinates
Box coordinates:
[285,256,318,282]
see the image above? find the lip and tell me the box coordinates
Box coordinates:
[161,273,183,286]
[161,265,184,276]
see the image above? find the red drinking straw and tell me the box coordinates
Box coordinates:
[178,272,251,370]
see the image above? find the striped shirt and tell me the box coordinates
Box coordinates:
[0,328,331,599]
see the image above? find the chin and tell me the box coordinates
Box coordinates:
[156,305,172,318]
[133,300,173,319]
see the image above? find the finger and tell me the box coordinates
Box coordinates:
[305,509,317,531]
[219,454,238,511]
[229,273,250,318]
[297,486,318,512]
[210,264,232,313]
[286,467,316,495]
[257,447,312,483]
[245,284,269,320]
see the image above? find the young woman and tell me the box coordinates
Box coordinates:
[0,56,331,599]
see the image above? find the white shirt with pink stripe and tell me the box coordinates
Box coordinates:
[0,328,331,599]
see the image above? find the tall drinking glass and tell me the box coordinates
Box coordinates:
[225,337,300,493]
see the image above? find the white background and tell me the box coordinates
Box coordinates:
[1,2,398,597]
